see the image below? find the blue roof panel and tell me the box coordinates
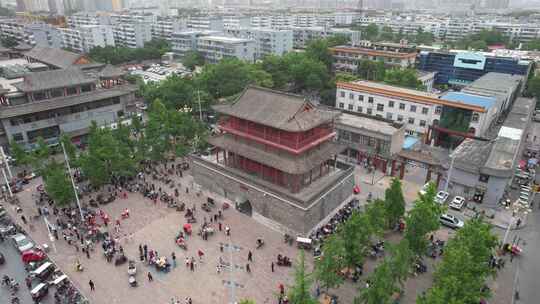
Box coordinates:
[441,91,496,109]
[403,136,419,150]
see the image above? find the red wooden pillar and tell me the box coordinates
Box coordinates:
[391,160,396,177]
[436,173,442,188]
[381,159,387,174]
[425,168,432,183]
[399,162,405,180]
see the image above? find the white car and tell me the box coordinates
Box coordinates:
[449,196,466,210]
[11,233,34,252]
[419,183,430,195]
[435,191,450,204]
[439,214,464,229]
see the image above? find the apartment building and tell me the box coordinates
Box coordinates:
[66,13,112,28]
[184,16,224,32]
[112,22,152,48]
[196,35,255,63]
[171,30,221,57]
[331,46,417,73]
[291,27,360,48]
[335,81,494,139]
[60,25,115,53]
[226,27,293,58]
[0,65,137,149]
[0,20,62,48]
[151,17,185,41]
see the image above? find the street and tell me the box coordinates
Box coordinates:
[0,239,54,304]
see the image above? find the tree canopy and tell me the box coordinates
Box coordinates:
[383,178,406,229]
[418,218,498,304]
[88,39,171,65]
[288,250,318,304]
[182,50,205,71]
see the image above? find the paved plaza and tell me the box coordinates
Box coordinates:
[0,161,516,304]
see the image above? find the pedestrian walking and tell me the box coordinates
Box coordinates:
[220,244,224,252]
[89,280,95,291]
[172,252,177,267]
[225,226,230,236]
[86,248,90,259]
[246,263,251,273]
[147,272,153,282]
[248,251,252,262]
[190,260,195,272]
[198,249,204,262]
[218,222,222,231]
[271,262,274,272]
[216,264,221,274]
[20,215,27,225]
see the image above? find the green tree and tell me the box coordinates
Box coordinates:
[527,75,540,101]
[42,161,75,207]
[288,250,317,304]
[59,134,78,166]
[384,178,406,229]
[404,183,443,256]
[414,28,435,45]
[469,40,488,51]
[305,39,333,67]
[238,300,256,304]
[379,26,394,42]
[1,36,18,48]
[338,211,374,269]
[365,199,386,237]
[197,58,263,98]
[314,234,345,291]
[363,23,379,41]
[523,39,540,50]
[326,34,350,47]
[384,68,424,90]
[182,50,205,71]
[355,260,398,304]
[418,219,498,304]
[387,239,414,288]
[142,75,196,110]
[9,141,30,167]
[259,55,291,89]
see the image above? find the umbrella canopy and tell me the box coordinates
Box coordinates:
[183,223,192,230]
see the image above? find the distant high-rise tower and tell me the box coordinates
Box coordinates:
[48,0,65,15]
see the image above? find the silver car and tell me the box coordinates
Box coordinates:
[11,233,34,252]
[439,214,464,229]
[449,196,466,210]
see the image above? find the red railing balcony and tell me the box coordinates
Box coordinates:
[218,119,335,155]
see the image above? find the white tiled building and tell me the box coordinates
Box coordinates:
[225,27,293,58]
[335,81,493,138]
[60,25,115,53]
[112,22,152,48]
[196,35,255,63]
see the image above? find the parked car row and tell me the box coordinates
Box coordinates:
[1,209,87,304]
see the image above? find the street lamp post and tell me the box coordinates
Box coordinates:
[60,142,84,222]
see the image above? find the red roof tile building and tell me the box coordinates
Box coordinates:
[190,86,354,234]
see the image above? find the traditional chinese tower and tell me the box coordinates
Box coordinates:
[191,86,354,234]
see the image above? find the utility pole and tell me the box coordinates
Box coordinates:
[0,146,12,179]
[61,142,84,222]
[197,89,203,122]
[221,240,244,304]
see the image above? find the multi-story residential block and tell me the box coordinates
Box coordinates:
[290,27,361,48]
[171,30,221,57]
[112,22,152,48]
[331,46,417,73]
[151,17,185,41]
[0,64,137,149]
[196,35,255,63]
[60,25,115,53]
[184,16,224,32]
[226,27,293,58]
[66,13,112,28]
[0,20,62,48]
[418,50,532,86]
